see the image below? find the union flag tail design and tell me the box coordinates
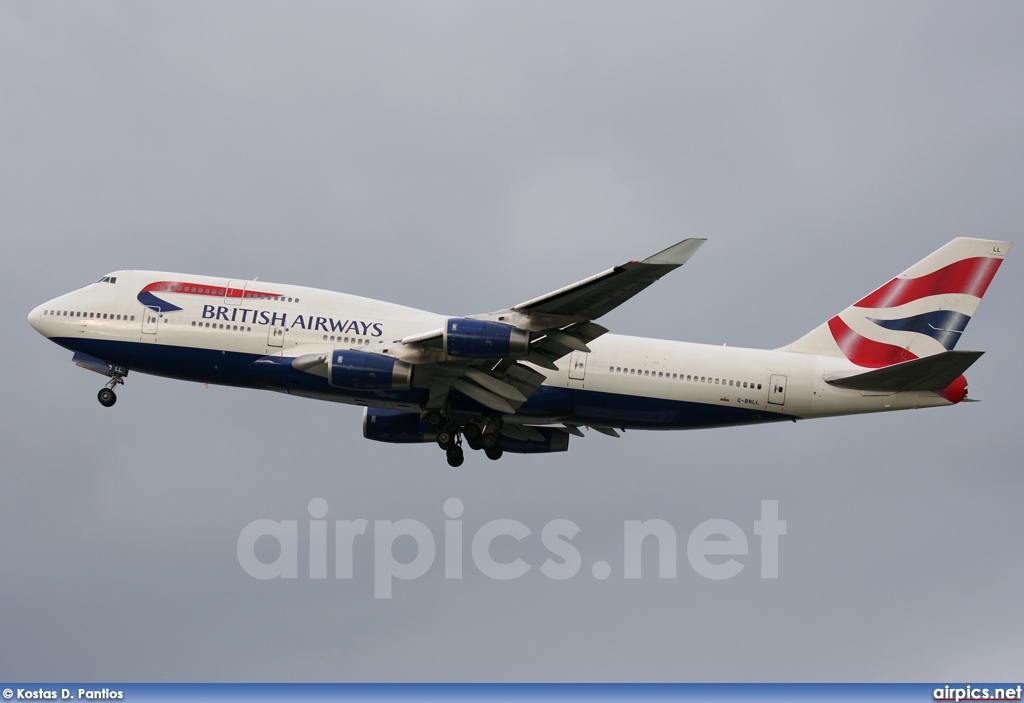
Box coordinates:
[783,238,1011,367]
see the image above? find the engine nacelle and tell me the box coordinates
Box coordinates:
[362,408,435,443]
[445,318,530,359]
[328,349,412,390]
[501,428,570,454]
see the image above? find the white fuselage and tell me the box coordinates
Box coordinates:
[28,270,957,431]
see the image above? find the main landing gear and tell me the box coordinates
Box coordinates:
[97,373,125,408]
[427,411,503,466]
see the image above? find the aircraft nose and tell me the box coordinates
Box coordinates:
[28,303,46,335]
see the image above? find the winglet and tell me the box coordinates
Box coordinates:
[642,238,706,266]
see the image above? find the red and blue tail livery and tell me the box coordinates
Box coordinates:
[29,237,1011,466]
[786,238,1008,368]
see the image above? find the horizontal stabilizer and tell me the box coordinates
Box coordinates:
[824,350,984,392]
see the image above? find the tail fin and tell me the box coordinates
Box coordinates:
[782,238,1011,367]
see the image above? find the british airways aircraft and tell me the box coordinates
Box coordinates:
[28,237,1010,466]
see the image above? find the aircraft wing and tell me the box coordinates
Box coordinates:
[283,238,705,418]
[401,238,705,414]
[470,237,705,371]
[507,238,705,324]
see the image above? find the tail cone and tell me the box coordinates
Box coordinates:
[940,375,969,404]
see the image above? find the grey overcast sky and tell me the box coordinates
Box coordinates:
[2,1,1023,682]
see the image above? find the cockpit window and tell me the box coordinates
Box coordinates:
[95,276,117,284]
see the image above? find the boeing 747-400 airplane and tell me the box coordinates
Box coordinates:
[28,237,1010,466]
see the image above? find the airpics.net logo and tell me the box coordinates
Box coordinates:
[237,499,786,598]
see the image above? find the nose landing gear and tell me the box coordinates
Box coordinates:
[96,373,125,408]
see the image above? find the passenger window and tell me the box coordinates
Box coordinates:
[757,383,762,390]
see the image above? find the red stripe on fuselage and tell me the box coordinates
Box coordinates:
[139,281,282,300]
[853,257,1002,309]
[827,316,918,368]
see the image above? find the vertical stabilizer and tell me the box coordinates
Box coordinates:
[781,238,1011,367]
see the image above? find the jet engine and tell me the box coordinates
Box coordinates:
[362,407,435,443]
[500,427,570,454]
[328,350,412,390]
[444,318,530,359]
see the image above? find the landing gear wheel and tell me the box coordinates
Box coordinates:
[426,410,444,428]
[436,430,454,449]
[466,436,482,451]
[97,388,117,407]
[463,423,482,441]
[481,432,500,451]
[485,447,503,461]
[446,445,465,467]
